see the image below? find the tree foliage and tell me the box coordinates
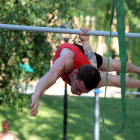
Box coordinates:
[1,0,140,109]
[124,0,140,66]
[0,0,81,110]
[77,0,140,65]
[76,0,140,93]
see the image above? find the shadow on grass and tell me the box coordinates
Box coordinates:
[67,96,119,140]
[0,95,140,140]
[0,95,64,140]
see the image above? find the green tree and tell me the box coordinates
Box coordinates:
[124,0,140,67]
[77,0,140,65]
[0,0,81,110]
[76,0,140,93]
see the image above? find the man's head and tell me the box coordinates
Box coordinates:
[70,64,101,96]
[2,120,10,132]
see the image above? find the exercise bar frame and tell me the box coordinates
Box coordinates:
[0,24,140,38]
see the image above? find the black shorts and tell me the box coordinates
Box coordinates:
[74,44,103,68]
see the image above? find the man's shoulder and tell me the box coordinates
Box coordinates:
[61,48,75,54]
[7,132,17,137]
[53,43,75,63]
[8,132,19,140]
[59,43,80,56]
[60,48,75,59]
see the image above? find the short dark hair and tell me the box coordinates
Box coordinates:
[2,120,10,126]
[77,64,101,90]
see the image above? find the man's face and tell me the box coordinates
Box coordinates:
[70,78,91,96]
[2,121,10,132]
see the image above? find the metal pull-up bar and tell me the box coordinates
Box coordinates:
[0,24,140,38]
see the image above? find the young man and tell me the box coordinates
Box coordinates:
[0,120,19,140]
[30,27,140,117]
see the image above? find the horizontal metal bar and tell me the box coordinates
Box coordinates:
[0,24,140,38]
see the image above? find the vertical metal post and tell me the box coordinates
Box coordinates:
[63,83,67,140]
[61,23,72,140]
[94,90,100,140]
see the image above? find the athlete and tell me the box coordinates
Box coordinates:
[30,27,140,117]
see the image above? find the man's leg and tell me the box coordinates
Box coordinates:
[97,71,140,88]
[99,56,140,74]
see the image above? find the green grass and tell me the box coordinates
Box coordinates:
[0,95,140,140]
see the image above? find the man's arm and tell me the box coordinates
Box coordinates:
[82,41,97,67]
[0,133,3,140]
[79,28,97,67]
[30,49,74,117]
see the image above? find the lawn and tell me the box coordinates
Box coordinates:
[0,94,140,140]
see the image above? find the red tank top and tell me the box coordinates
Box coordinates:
[53,43,91,85]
